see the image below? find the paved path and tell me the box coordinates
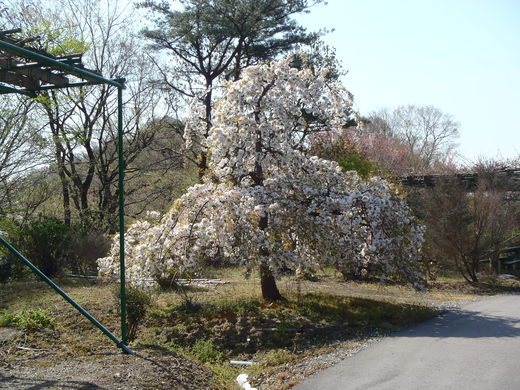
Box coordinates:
[294,295,520,390]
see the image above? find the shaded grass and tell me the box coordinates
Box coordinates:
[296,293,436,328]
[0,278,100,311]
[140,291,437,389]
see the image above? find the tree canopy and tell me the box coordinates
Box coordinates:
[99,59,425,299]
[140,0,324,177]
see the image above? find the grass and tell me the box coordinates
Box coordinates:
[2,268,515,389]
[0,308,55,331]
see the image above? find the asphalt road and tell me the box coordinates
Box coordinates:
[294,294,520,390]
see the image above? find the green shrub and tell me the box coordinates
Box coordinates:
[260,349,297,367]
[0,309,55,332]
[0,256,13,283]
[21,216,75,277]
[0,215,107,279]
[0,219,30,282]
[189,339,223,363]
[310,137,379,179]
[114,284,152,342]
[0,257,30,283]
[4,216,73,277]
[337,152,378,179]
[0,311,17,327]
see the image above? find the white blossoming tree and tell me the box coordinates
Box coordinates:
[99,58,425,300]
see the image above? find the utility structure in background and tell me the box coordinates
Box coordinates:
[0,29,132,354]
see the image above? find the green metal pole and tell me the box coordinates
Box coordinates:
[0,39,123,88]
[117,81,128,347]
[14,80,121,93]
[0,82,36,97]
[0,236,133,354]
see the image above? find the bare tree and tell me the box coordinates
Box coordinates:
[60,0,179,232]
[365,105,460,174]
[3,0,180,232]
[0,97,49,216]
[421,175,519,282]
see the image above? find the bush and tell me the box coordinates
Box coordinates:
[310,137,379,179]
[260,349,297,367]
[69,231,111,275]
[0,215,109,279]
[114,284,152,342]
[0,309,55,332]
[0,254,31,283]
[189,339,223,363]
[0,219,30,282]
[0,256,9,283]
[9,216,73,277]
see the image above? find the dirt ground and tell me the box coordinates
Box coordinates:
[0,341,216,390]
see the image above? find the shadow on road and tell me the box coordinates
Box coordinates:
[399,309,520,338]
[0,373,103,389]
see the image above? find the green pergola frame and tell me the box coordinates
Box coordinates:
[0,33,131,354]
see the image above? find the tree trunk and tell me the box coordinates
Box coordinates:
[260,263,283,301]
[58,165,71,226]
[196,79,213,181]
[46,96,71,226]
[197,152,207,181]
[463,256,479,283]
[251,98,284,301]
[62,181,71,226]
[490,251,501,275]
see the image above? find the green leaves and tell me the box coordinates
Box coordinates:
[27,20,90,56]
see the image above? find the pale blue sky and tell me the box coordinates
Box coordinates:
[298,0,520,163]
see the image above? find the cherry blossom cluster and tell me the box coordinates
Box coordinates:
[98,58,425,288]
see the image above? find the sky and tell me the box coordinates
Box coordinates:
[297,0,520,163]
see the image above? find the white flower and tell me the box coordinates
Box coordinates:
[98,57,424,289]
